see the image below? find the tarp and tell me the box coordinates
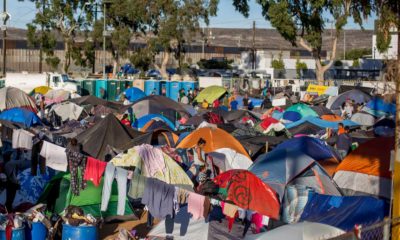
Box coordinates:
[176,127,250,158]
[209,148,252,171]
[286,116,359,130]
[366,97,396,115]
[76,114,143,161]
[195,85,227,103]
[213,170,280,218]
[234,96,264,108]
[122,129,179,148]
[310,105,334,116]
[122,87,146,102]
[133,114,176,131]
[244,222,345,240]
[250,148,340,199]
[38,173,133,217]
[0,87,38,113]
[50,102,84,121]
[320,114,342,122]
[44,89,70,104]
[326,89,372,110]
[69,95,108,106]
[0,108,41,128]
[288,122,324,136]
[131,95,190,123]
[300,193,389,231]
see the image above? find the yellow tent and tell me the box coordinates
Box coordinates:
[176,127,250,159]
[31,86,52,95]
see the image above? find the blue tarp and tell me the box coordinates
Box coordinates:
[366,98,395,115]
[234,96,263,108]
[274,136,338,161]
[133,114,176,130]
[0,108,41,128]
[286,116,359,130]
[300,193,389,231]
[123,87,146,102]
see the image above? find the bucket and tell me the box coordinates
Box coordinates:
[62,224,98,240]
[31,222,47,240]
[0,227,25,240]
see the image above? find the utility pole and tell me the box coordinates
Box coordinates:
[102,1,106,79]
[92,3,98,74]
[343,30,346,60]
[39,0,44,73]
[252,21,256,70]
[2,0,6,76]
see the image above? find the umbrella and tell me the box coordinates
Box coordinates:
[213,169,280,218]
[0,87,38,112]
[0,108,41,128]
[195,85,227,103]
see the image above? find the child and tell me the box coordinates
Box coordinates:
[198,165,208,185]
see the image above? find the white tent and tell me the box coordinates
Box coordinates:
[50,102,84,121]
[209,148,252,171]
[244,222,345,240]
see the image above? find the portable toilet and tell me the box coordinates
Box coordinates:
[132,79,144,91]
[181,81,198,94]
[107,80,119,101]
[81,80,96,96]
[168,81,181,102]
[96,79,108,99]
[159,81,169,97]
[144,80,160,95]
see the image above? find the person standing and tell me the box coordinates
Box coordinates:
[242,93,250,110]
[40,96,46,119]
[336,126,352,159]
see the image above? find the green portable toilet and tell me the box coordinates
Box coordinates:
[0,79,5,89]
[107,80,119,101]
[96,80,108,99]
[81,80,96,96]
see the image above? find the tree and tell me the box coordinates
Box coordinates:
[343,48,371,60]
[270,52,285,70]
[233,0,371,84]
[296,59,308,78]
[31,0,95,73]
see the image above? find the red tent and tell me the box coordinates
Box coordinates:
[213,169,280,219]
[260,117,279,130]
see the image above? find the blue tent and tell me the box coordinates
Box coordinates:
[286,116,359,130]
[123,87,146,102]
[0,108,41,128]
[366,97,395,115]
[133,114,176,130]
[282,111,302,122]
[250,148,341,200]
[274,136,339,161]
[300,192,389,231]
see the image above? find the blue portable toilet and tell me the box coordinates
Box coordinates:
[95,79,108,99]
[144,80,160,96]
[168,81,182,102]
[182,81,198,94]
[159,81,169,97]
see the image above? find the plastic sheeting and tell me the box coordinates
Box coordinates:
[0,108,41,128]
[300,192,389,231]
[286,116,359,130]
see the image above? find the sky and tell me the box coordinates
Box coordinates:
[7,0,376,30]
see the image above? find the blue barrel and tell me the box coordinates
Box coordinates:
[181,81,197,94]
[62,224,98,240]
[144,80,160,95]
[0,227,25,240]
[30,222,47,240]
[168,81,181,102]
[95,80,108,99]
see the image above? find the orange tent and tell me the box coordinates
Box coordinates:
[176,127,250,159]
[335,137,394,178]
[321,114,342,122]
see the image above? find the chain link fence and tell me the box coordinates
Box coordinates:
[328,217,400,240]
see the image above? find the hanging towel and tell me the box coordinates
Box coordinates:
[12,129,34,150]
[135,144,165,177]
[187,192,205,220]
[40,141,68,172]
[83,157,107,187]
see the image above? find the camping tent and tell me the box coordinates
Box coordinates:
[0,108,41,128]
[176,127,250,158]
[131,95,190,123]
[69,95,108,106]
[133,114,176,131]
[122,129,179,149]
[334,137,393,199]
[286,116,359,130]
[350,112,376,126]
[244,222,345,240]
[250,148,341,200]
[49,102,85,121]
[366,97,396,115]
[326,89,371,110]
[122,87,146,102]
[209,148,252,172]
[30,86,52,95]
[0,87,37,112]
[38,173,133,217]
[283,103,318,121]
[194,86,227,103]
[44,89,70,105]
[300,192,388,231]
[76,114,143,161]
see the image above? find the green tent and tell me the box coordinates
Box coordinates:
[285,103,318,118]
[38,173,133,217]
[195,85,227,103]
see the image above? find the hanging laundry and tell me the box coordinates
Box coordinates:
[40,141,68,172]
[12,129,34,150]
[66,144,87,196]
[83,157,107,187]
[203,197,211,219]
[135,144,165,177]
[111,148,141,167]
[222,202,238,218]
[101,163,128,216]
[187,192,205,220]
[128,173,147,199]
[141,178,175,219]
